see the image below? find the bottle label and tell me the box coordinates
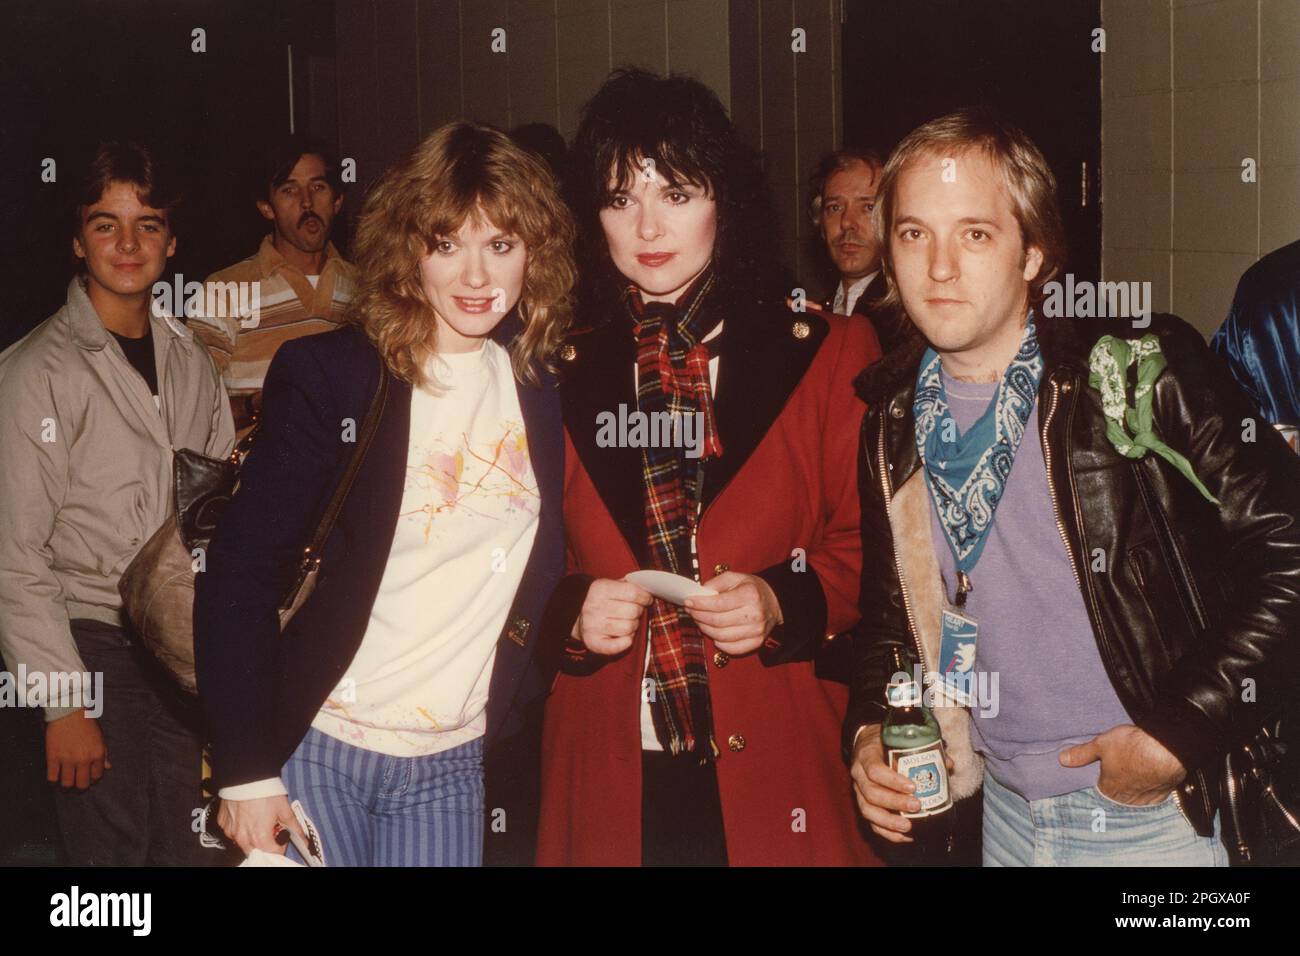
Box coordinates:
[889,740,952,817]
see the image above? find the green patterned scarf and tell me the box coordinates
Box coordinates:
[1088,334,1219,506]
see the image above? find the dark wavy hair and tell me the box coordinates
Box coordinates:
[566,68,782,316]
[256,132,344,202]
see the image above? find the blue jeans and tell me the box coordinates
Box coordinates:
[982,769,1228,866]
[53,621,213,866]
[281,727,485,867]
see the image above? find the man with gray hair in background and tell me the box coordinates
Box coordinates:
[809,147,911,355]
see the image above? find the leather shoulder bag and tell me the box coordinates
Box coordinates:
[119,362,390,694]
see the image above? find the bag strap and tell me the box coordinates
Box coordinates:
[298,355,391,573]
[228,422,261,465]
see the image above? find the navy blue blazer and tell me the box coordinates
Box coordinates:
[193,318,564,788]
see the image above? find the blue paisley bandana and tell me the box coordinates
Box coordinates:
[914,314,1044,575]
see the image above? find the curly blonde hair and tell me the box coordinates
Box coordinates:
[349,122,576,388]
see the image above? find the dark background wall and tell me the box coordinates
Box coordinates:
[0,0,1112,350]
[329,0,847,299]
[0,0,338,864]
[845,0,1102,287]
[0,0,337,351]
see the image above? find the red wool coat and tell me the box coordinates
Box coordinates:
[537,301,883,866]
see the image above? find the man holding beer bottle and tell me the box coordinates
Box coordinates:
[845,109,1300,866]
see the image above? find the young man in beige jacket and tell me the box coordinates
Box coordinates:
[0,142,234,865]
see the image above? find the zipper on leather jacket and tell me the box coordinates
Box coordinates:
[879,404,963,863]
[1249,735,1300,833]
[876,404,932,676]
[1224,730,1300,862]
[1040,378,1089,618]
[1223,747,1250,860]
[1041,374,1199,827]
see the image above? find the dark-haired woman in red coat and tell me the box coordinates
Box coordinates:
[537,68,881,866]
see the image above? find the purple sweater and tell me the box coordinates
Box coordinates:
[927,369,1132,800]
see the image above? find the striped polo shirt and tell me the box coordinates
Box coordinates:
[189,235,357,400]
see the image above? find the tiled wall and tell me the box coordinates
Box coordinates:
[1102,0,1300,337]
[730,1,843,287]
[335,0,732,191]
[334,0,842,285]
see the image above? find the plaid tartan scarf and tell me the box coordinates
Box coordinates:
[627,267,723,758]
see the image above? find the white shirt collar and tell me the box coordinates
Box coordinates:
[833,271,879,315]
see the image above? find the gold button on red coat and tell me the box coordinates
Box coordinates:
[713,562,728,575]
[727,733,746,752]
[712,651,729,668]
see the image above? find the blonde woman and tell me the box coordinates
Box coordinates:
[194,123,575,866]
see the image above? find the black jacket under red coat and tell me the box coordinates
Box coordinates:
[194,319,565,788]
[846,311,1300,839]
[824,271,916,357]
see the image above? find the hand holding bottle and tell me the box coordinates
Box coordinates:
[850,723,956,844]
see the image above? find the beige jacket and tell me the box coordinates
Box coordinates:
[0,278,235,718]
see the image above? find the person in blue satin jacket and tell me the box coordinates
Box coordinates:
[1211,238,1300,440]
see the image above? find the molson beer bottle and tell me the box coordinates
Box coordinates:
[882,643,953,854]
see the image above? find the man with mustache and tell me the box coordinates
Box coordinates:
[190,134,355,434]
[810,148,911,356]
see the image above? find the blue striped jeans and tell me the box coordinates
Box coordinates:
[282,727,485,867]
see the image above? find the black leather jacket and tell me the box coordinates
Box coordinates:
[845,312,1300,837]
